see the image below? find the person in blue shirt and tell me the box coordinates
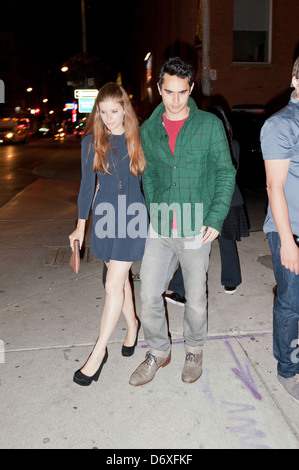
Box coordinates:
[261,56,299,403]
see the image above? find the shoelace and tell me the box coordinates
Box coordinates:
[145,352,157,365]
[186,352,196,362]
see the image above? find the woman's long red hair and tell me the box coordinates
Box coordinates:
[84,82,146,176]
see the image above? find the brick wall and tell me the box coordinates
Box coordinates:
[207,0,299,112]
[132,0,299,117]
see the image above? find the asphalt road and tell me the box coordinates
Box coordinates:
[0,136,81,208]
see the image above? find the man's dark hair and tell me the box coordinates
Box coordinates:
[158,57,194,89]
[292,56,299,78]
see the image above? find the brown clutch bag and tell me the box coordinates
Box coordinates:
[69,239,80,273]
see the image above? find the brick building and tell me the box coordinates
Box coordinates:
[132,0,299,117]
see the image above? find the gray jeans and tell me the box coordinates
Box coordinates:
[140,226,211,352]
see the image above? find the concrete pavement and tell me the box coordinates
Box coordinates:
[0,148,298,450]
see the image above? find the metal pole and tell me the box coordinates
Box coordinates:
[81,0,87,54]
[202,0,211,96]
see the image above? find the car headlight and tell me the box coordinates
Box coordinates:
[6,133,13,138]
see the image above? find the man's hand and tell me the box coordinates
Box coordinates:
[280,241,299,275]
[201,226,219,244]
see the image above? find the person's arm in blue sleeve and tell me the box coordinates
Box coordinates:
[69,135,96,250]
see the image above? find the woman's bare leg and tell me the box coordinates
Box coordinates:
[122,274,139,347]
[80,260,132,376]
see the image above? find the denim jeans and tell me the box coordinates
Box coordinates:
[140,225,211,352]
[267,232,299,378]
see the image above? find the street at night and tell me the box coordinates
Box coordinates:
[0,137,81,208]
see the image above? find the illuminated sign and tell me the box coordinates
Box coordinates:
[65,103,76,110]
[146,55,152,84]
[78,97,95,113]
[75,90,98,114]
[0,79,4,103]
[74,89,98,98]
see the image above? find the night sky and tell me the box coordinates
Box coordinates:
[1,0,139,112]
[2,0,136,71]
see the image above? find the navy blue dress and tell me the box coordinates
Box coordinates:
[78,133,148,263]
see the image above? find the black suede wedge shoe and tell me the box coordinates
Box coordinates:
[73,349,108,386]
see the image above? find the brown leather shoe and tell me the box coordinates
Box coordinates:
[129,350,171,386]
[181,350,203,383]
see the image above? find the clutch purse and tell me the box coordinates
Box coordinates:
[69,239,80,273]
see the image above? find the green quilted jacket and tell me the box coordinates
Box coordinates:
[140,97,236,237]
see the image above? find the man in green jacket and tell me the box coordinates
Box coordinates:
[129,57,236,386]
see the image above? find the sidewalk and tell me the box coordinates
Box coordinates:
[0,175,298,450]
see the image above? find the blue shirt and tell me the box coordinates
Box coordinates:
[261,92,299,235]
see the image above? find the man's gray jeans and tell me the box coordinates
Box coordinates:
[140,226,211,352]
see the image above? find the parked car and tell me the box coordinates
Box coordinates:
[229,105,269,189]
[0,118,31,144]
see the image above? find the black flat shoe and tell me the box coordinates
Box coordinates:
[121,319,141,357]
[73,349,108,386]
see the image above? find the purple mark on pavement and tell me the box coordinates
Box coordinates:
[225,340,262,401]
[197,368,216,404]
[222,400,270,449]
[208,333,267,341]
[138,334,267,349]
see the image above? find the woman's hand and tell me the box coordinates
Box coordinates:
[69,219,86,251]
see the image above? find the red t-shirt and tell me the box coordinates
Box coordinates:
[163,114,188,229]
[163,114,187,155]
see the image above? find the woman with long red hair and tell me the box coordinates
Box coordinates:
[69,82,148,386]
